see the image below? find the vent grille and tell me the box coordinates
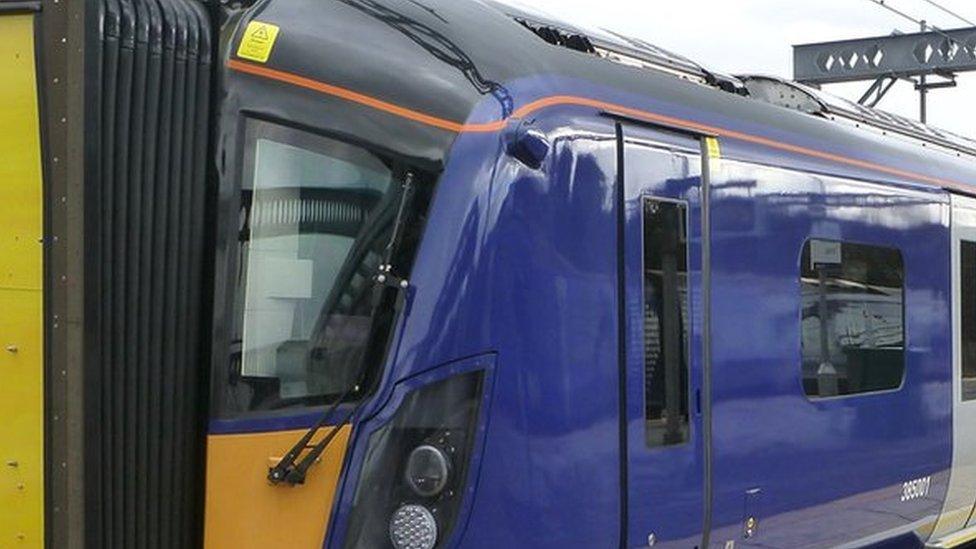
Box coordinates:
[490,0,745,93]
[516,19,595,53]
[87,0,213,547]
[740,75,976,156]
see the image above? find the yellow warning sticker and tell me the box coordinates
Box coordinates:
[236,20,280,63]
[705,137,722,159]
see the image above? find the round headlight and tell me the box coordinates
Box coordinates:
[404,444,451,497]
[389,504,438,549]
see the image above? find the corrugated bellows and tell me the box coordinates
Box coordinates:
[87,0,212,547]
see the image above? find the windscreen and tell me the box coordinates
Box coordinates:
[219,119,432,414]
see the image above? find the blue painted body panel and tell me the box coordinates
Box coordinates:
[328,78,953,547]
[706,163,950,548]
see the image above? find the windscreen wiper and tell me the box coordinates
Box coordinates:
[374,171,416,290]
[267,172,417,486]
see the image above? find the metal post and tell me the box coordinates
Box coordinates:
[920,21,928,123]
[920,77,928,123]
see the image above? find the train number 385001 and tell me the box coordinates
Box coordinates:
[901,476,931,502]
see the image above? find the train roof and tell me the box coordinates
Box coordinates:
[230,0,976,193]
[490,0,976,157]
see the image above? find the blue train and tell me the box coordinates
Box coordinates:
[22,0,976,547]
[202,1,976,546]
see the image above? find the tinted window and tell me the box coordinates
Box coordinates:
[801,239,905,398]
[961,241,976,401]
[643,198,689,447]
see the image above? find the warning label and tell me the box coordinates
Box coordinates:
[236,21,280,63]
[705,137,722,160]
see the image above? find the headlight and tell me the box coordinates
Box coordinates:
[342,370,485,548]
[405,445,451,497]
[389,504,438,549]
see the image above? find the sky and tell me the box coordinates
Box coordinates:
[500,0,976,138]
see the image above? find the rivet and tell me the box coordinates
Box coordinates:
[5,345,17,353]
[16,483,24,491]
[16,533,25,540]
[5,460,17,467]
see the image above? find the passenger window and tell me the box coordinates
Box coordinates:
[960,241,976,401]
[800,239,905,398]
[643,198,689,447]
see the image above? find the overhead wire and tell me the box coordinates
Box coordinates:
[864,0,944,33]
[863,0,962,50]
[916,0,975,27]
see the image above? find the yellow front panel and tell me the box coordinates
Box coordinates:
[204,427,351,549]
[0,13,45,549]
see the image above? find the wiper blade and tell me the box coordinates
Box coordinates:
[267,171,418,486]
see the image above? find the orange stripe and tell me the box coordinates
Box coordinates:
[227,59,505,133]
[227,58,971,192]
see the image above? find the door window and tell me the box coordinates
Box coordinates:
[642,198,690,447]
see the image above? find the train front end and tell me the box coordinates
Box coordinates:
[203,1,519,547]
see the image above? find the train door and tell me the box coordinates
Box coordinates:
[931,194,976,543]
[621,123,709,547]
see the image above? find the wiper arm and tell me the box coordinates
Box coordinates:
[267,382,363,485]
[375,171,416,290]
[267,171,418,486]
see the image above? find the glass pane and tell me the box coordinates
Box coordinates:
[643,198,690,447]
[800,240,905,398]
[961,241,976,401]
[232,122,397,410]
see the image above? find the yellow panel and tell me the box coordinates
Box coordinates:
[0,13,45,549]
[204,427,351,549]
